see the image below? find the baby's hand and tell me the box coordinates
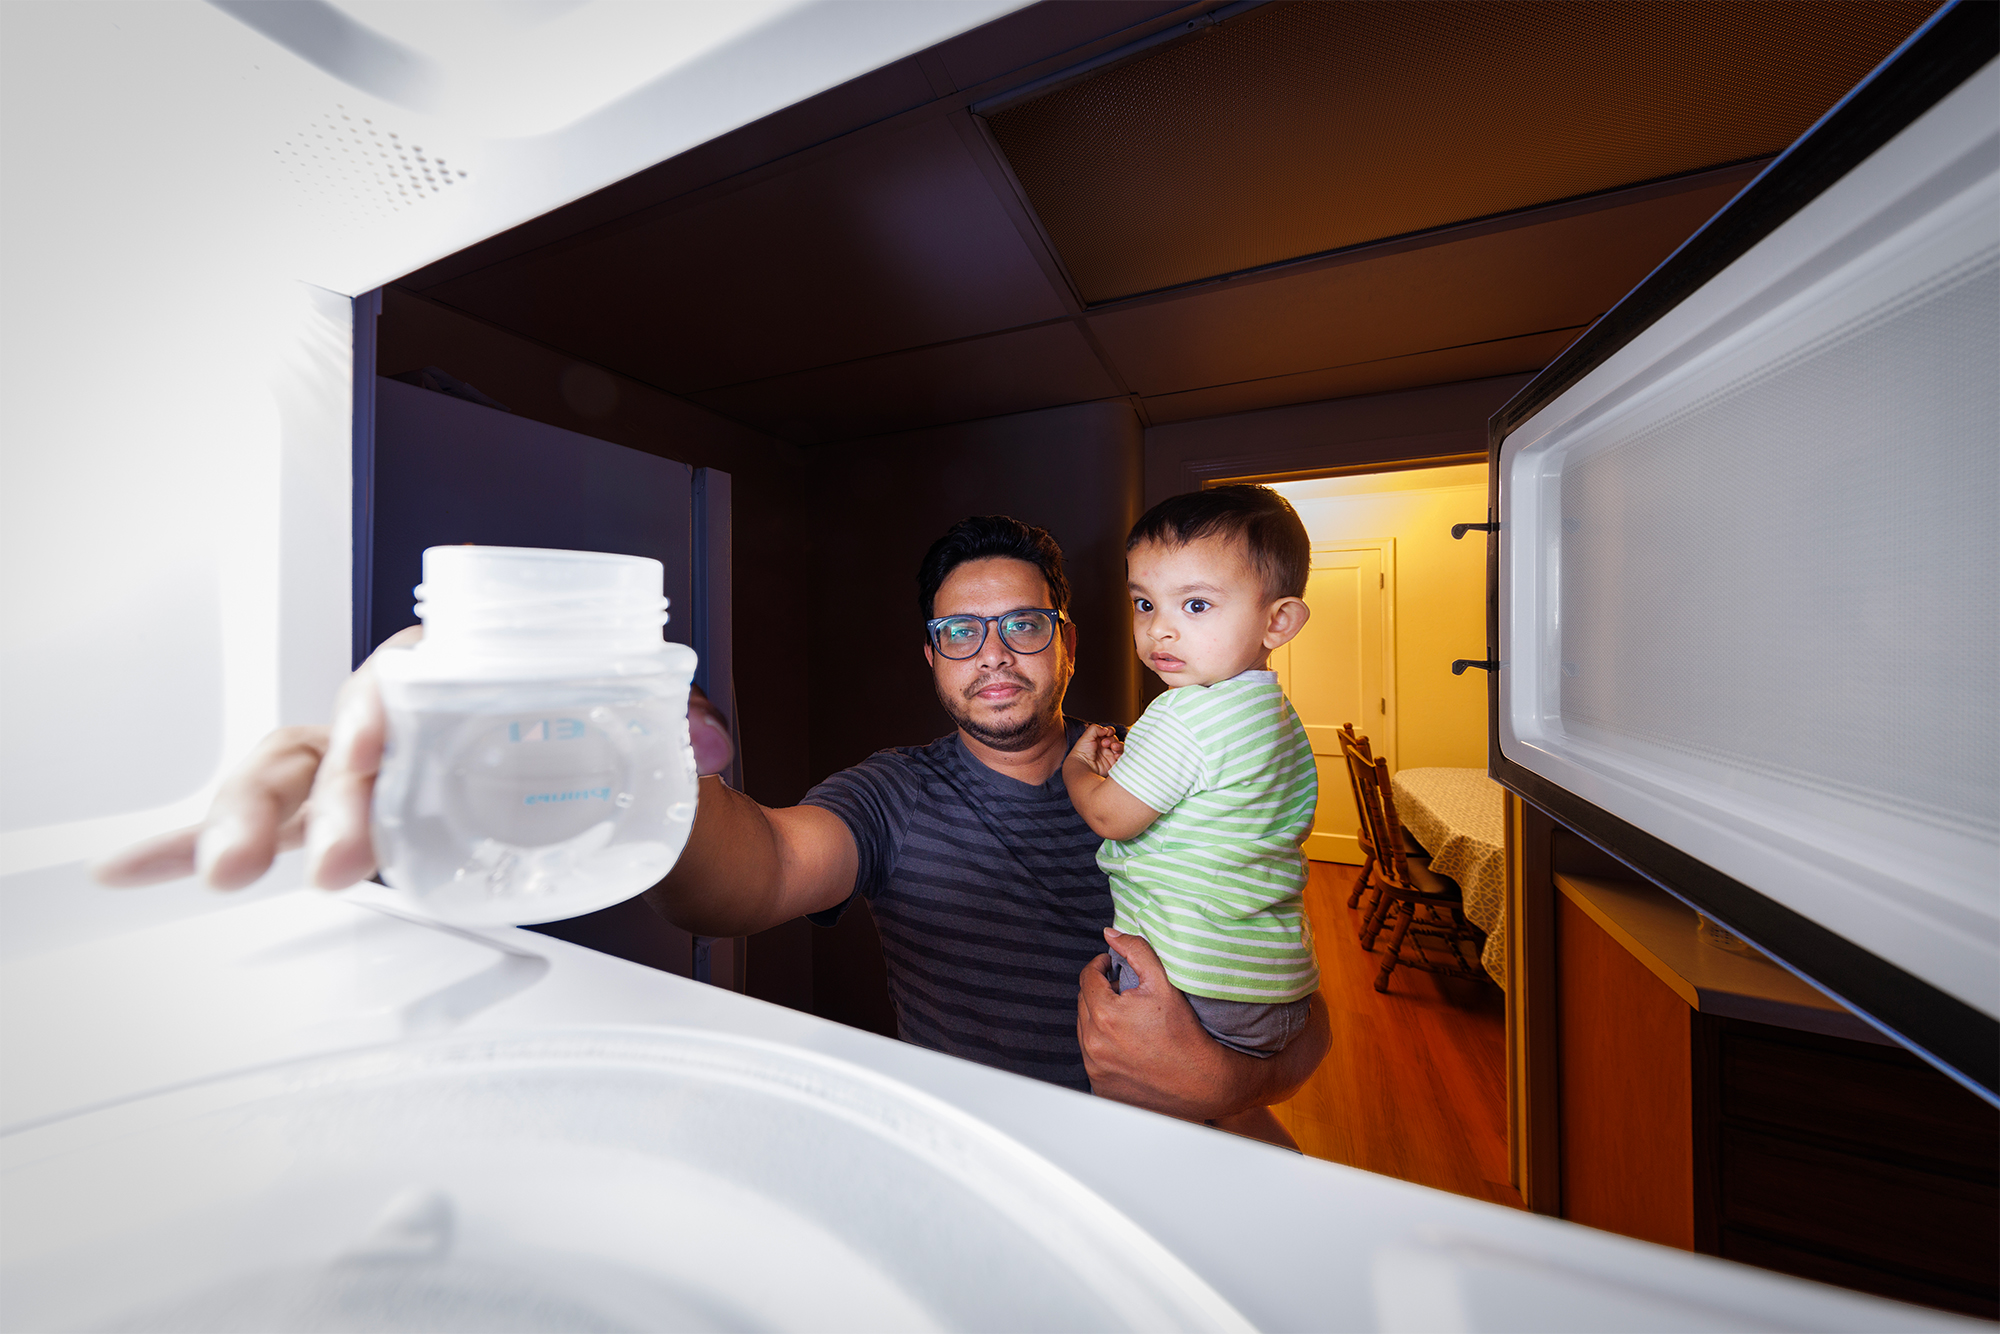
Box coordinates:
[1068,724,1125,778]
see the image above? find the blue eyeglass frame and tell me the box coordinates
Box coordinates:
[924,607,1066,659]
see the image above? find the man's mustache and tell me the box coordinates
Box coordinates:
[964,669,1034,701]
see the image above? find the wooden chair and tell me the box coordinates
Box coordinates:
[1335,725,1431,928]
[1335,725,1381,913]
[1347,749,1486,993]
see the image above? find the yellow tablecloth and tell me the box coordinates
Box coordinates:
[1390,767,1506,986]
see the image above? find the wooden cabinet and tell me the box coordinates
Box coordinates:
[1554,887,1699,1250]
[1709,1024,1999,1315]
[1553,874,1998,1320]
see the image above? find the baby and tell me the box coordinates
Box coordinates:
[1064,485,1320,1093]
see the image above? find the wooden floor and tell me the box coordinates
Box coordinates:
[1272,861,1522,1209]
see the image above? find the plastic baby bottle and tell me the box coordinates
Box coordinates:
[369,546,701,926]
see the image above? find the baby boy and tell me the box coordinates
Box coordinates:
[1064,484,1320,1098]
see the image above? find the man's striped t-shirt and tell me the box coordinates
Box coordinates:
[801,719,1113,1092]
[1097,670,1319,1003]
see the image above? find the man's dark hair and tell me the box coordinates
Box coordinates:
[1127,484,1309,601]
[918,515,1071,625]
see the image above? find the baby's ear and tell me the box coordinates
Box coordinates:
[1263,596,1310,649]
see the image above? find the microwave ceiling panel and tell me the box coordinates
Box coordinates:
[983,0,1939,304]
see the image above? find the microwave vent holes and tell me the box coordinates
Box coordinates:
[277,105,468,220]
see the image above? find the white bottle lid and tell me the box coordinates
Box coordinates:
[382,546,695,680]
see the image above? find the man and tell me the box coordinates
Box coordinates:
[98,516,1330,1128]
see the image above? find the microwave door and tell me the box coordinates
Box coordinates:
[1486,2,1999,1102]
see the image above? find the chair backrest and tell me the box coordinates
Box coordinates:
[1347,747,1421,894]
[1337,725,1378,858]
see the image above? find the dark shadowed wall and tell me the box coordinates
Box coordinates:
[803,399,1147,784]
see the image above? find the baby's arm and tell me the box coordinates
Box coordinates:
[1063,724,1161,840]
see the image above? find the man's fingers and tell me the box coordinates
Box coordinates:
[275,806,309,853]
[89,825,201,887]
[305,769,377,889]
[1076,952,1115,1066]
[1078,951,1115,1002]
[687,685,735,777]
[689,707,734,777]
[304,661,389,890]
[90,628,416,896]
[194,726,330,890]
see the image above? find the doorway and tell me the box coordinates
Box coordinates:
[1269,463,1491,858]
[1257,462,1515,1205]
[1270,543,1394,864]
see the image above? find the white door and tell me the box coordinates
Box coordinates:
[1272,545,1393,864]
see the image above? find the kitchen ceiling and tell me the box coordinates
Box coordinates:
[396,0,1938,445]
[986,0,1936,303]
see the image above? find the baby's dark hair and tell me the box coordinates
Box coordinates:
[1126,485,1309,601]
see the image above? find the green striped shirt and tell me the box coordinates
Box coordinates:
[1097,670,1320,1003]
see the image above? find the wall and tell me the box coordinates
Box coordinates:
[376,287,815,810]
[1142,372,1532,510]
[803,400,1146,781]
[1276,465,1491,770]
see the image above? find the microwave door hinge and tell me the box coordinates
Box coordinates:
[1452,658,1500,675]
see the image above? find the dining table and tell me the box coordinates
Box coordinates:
[1389,766,1508,986]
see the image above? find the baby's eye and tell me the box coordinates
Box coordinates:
[1133,597,1154,613]
[1183,598,1211,615]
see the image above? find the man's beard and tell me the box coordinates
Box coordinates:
[937,669,1062,752]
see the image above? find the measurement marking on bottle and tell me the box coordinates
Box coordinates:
[524,787,612,805]
[509,719,586,743]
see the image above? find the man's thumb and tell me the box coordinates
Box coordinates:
[688,691,735,776]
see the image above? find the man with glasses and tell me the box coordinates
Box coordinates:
[662,514,1328,1128]
[98,515,1329,1133]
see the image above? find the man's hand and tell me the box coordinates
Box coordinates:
[91,628,738,891]
[90,724,331,890]
[1066,723,1123,777]
[685,685,735,778]
[1077,927,1330,1122]
[89,625,421,892]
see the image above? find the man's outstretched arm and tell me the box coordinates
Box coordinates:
[1076,928,1330,1122]
[644,778,857,936]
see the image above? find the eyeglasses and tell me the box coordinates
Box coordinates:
[925,607,1065,660]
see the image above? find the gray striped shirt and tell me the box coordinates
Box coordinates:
[801,719,1111,1092]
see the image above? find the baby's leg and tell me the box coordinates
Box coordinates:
[1176,996,1320,1152]
[1182,993,1315,1151]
